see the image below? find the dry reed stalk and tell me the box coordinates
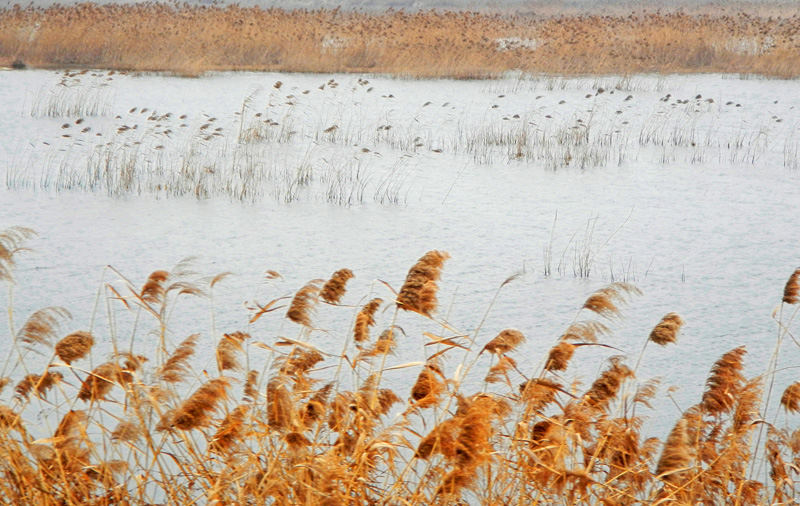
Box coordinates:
[54,330,94,364]
[16,306,71,347]
[396,250,449,316]
[286,279,323,327]
[701,346,747,416]
[157,333,198,383]
[649,313,684,346]
[217,331,249,373]
[783,267,800,304]
[160,377,230,431]
[353,298,382,343]
[482,328,525,355]
[319,268,354,304]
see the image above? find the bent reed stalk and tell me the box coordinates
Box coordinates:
[0,232,799,505]
[1,4,799,78]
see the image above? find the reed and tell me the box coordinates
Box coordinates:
[0,234,798,505]
[1,4,799,78]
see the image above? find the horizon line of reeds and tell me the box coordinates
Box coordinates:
[1,3,800,78]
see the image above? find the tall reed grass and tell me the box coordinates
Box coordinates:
[1,227,799,505]
[1,4,799,78]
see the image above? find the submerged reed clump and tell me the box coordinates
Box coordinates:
[0,236,798,506]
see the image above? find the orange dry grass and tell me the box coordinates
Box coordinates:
[0,234,799,505]
[0,5,799,78]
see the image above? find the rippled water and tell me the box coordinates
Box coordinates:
[1,69,799,437]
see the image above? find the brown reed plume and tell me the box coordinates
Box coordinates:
[545,341,576,372]
[217,331,249,373]
[286,279,323,327]
[582,283,641,318]
[243,370,259,403]
[320,268,354,304]
[409,361,445,409]
[701,346,747,416]
[78,355,144,402]
[14,370,63,400]
[54,330,94,364]
[485,355,517,384]
[655,417,692,483]
[780,381,800,414]
[519,377,564,412]
[353,298,382,343]
[649,313,684,346]
[582,356,634,409]
[0,226,36,283]
[140,269,169,305]
[111,419,144,443]
[783,267,800,305]
[560,320,609,343]
[16,306,71,348]
[396,250,450,316]
[157,333,198,383]
[159,377,230,431]
[211,405,248,454]
[482,328,525,355]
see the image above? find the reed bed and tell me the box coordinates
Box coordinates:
[1,227,799,505]
[1,4,800,78]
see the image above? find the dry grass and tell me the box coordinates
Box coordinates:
[1,4,799,78]
[1,233,800,505]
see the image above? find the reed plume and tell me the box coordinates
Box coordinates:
[111,419,144,443]
[485,355,517,384]
[54,330,94,364]
[396,250,449,316]
[14,371,63,400]
[701,346,746,416]
[482,328,525,355]
[243,369,259,403]
[779,381,800,414]
[320,268,354,304]
[410,362,445,409]
[582,283,641,318]
[140,269,169,305]
[266,378,295,433]
[217,331,249,373]
[560,320,609,343]
[783,267,800,304]
[78,359,138,402]
[353,298,382,343]
[157,333,198,383]
[211,405,248,454]
[0,226,36,282]
[17,306,71,348]
[655,418,692,483]
[649,313,684,346]
[519,378,563,412]
[545,341,576,372]
[583,357,634,409]
[286,279,323,327]
[160,377,230,431]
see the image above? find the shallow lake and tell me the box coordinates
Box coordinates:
[1,69,799,438]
